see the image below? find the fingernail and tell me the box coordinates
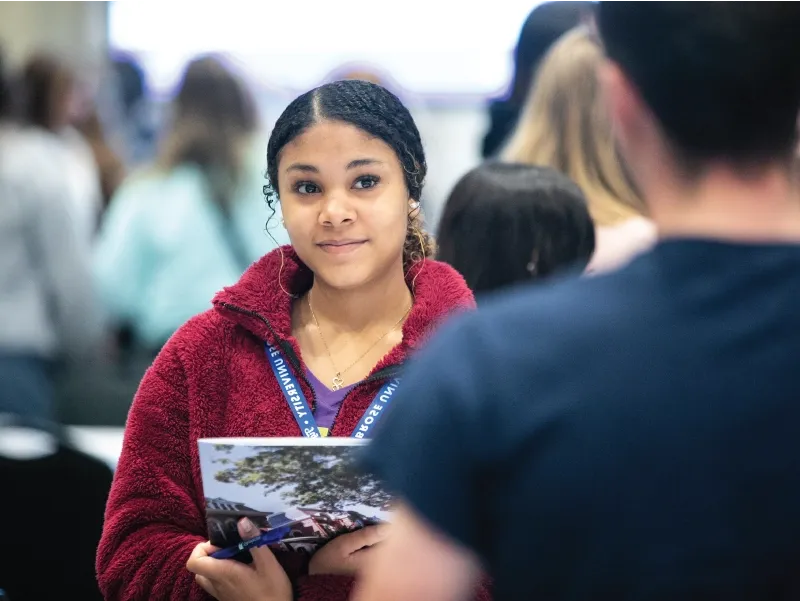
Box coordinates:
[239,518,258,537]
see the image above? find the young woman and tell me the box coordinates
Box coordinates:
[502,27,656,273]
[96,79,478,601]
[437,162,595,298]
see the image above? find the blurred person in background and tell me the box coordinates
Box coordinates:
[74,104,127,218]
[503,27,655,273]
[107,53,158,168]
[16,53,103,242]
[92,55,289,354]
[96,79,483,601]
[0,48,100,430]
[355,3,800,600]
[481,1,593,159]
[436,162,595,298]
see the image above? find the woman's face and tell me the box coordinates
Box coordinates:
[277,120,410,290]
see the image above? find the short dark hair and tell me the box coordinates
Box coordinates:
[265,79,435,266]
[597,2,800,167]
[18,53,74,131]
[436,162,595,295]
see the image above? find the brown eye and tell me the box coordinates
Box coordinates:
[294,182,320,195]
[353,175,380,190]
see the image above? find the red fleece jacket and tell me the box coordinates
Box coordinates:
[96,246,486,601]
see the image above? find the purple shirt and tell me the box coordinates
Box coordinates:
[305,369,356,435]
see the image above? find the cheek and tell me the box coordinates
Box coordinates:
[278,203,309,244]
[368,205,408,246]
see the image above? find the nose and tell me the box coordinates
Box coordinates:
[318,190,356,227]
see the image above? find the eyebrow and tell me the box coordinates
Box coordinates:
[284,158,383,174]
[346,158,383,169]
[285,163,318,174]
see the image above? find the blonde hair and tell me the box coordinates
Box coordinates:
[502,27,645,226]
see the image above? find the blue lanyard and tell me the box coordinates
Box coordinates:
[265,343,400,439]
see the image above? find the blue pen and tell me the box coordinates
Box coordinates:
[211,525,292,559]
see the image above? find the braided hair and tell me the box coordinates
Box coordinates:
[265,79,435,268]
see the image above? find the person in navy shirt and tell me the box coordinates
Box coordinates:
[355,3,800,601]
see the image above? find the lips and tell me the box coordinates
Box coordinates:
[316,240,367,255]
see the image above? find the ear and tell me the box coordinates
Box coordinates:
[527,249,539,276]
[408,199,421,220]
[598,59,647,158]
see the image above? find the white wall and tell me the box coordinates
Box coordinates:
[414,104,488,233]
[0,1,108,69]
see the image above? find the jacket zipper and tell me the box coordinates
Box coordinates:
[219,301,403,435]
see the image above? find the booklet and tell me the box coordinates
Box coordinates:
[198,437,392,556]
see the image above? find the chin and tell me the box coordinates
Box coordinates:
[311,264,377,291]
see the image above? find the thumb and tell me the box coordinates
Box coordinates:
[238,518,283,575]
[238,517,261,542]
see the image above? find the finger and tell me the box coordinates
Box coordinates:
[237,517,284,575]
[188,541,219,562]
[187,542,226,579]
[250,540,286,576]
[195,574,219,598]
[342,525,391,552]
[237,517,262,542]
[186,541,214,573]
[349,545,380,574]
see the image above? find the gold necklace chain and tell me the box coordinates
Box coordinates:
[307,291,412,391]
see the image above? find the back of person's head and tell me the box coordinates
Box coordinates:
[17,53,75,132]
[504,27,644,227]
[509,1,594,107]
[158,54,257,206]
[436,162,595,295]
[597,2,800,175]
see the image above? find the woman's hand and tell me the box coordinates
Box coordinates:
[186,518,292,601]
[308,525,390,576]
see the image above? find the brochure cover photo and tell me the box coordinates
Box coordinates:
[198,437,393,555]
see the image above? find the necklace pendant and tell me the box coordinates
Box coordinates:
[332,374,344,391]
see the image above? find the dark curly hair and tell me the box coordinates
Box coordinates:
[265,79,435,268]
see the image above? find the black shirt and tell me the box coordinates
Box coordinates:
[364,239,800,601]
